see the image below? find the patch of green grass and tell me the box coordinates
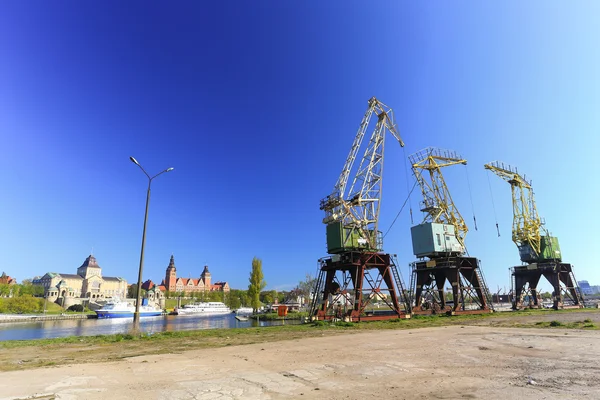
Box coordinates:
[521,319,598,330]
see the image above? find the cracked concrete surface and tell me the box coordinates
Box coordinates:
[1,326,599,399]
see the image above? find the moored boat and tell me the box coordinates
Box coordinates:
[235,307,254,316]
[173,301,231,316]
[94,299,162,319]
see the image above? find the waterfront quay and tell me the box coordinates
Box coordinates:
[0,313,95,324]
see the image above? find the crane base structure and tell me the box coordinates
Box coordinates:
[409,257,494,315]
[310,252,411,322]
[511,262,585,310]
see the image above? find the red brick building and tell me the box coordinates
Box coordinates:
[159,255,230,295]
[0,272,16,285]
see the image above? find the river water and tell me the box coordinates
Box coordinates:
[0,314,300,341]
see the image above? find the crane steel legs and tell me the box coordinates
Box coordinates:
[511,262,585,310]
[410,257,494,315]
[310,252,411,322]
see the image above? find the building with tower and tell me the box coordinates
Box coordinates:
[33,255,128,307]
[158,255,229,295]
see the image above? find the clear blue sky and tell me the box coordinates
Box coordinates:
[1,2,598,293]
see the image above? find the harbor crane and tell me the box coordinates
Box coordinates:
[409,148,493,315]
[310,97,411,322]
[484,161,584,309]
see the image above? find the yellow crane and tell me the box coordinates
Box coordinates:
[408,148,493,315]
[484,161,559,262]
[411,147,468,255]
[484,161,583,310]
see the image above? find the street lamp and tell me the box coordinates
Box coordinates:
[130,156,173,332]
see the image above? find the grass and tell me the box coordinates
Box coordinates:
[531,319,598,329]
[251,311,309,321]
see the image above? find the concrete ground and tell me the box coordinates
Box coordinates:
[1,325,599,400]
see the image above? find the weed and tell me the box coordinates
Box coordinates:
[549,320,563,327]
[333,321,354,328]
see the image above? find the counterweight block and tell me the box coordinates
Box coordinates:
[410,257,494,315]
[311,252,411,322]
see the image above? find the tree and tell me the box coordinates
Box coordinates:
[541,292,552,300]
[225,290,242,310]
[277,291,286,303]
[127,285,147,299]
[296,273,317,305]
[260,290,274,305]
[248,257,266,313]
[0,283,12,297]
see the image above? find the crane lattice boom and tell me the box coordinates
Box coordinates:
[484,161,544,259]
[410,147,468,251]
[320,97,404,253]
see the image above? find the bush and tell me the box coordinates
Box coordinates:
[67,304,84,312]
[5,295,43,313]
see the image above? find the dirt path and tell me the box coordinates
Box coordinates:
[1,325,599,400]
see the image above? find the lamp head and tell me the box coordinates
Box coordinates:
[166,167,174,172]
[130,156,140,166]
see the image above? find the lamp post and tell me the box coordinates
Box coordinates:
[130,156,173,332]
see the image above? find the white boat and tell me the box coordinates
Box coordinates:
[174,302,231,316]
[95,299,162,319]
[235,307,254,315]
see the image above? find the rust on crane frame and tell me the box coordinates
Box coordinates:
[511,262,584,310]
[410,257,494,316]
[310,251,411,322]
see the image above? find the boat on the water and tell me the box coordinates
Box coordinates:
[235,307,254,315]
[173,301,231,316]
[94,299,162,319]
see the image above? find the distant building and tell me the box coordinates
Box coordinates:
[160,255,230,295]
[579,280,593,296]
[33,255,128,306]
[141,280,156,291]
[0,272,16,285]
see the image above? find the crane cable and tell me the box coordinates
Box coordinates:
[383,179,419,238]
[486,169,501,237]
[464,165,478,231]
[401,146,414,224]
